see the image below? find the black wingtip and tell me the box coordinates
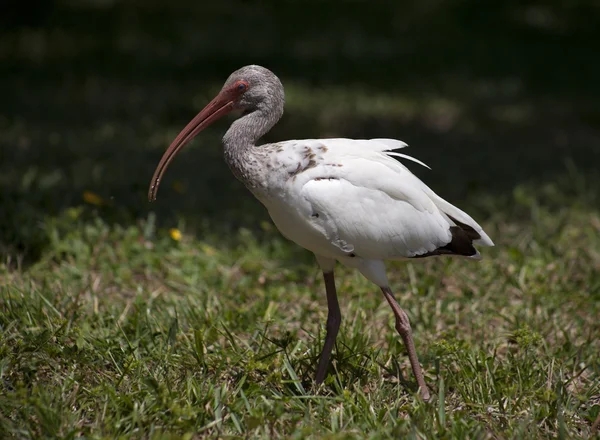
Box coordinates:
[411,214,481,259]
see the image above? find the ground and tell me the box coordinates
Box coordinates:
[1,1,599,438]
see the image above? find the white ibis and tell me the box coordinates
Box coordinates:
[149,65,494,400]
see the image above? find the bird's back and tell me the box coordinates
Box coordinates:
[248,138,493,261]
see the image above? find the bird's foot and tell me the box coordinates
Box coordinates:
[419,386,431,402]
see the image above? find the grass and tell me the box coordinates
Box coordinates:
[1,1,600,438]
[1,178,599,438]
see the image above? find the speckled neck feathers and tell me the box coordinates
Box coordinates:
[222,110,274,185]
[222,65,285,186]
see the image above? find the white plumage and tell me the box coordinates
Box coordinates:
[149,65,494,400]
[250,137,493,286]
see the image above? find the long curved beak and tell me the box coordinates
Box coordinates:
[148,91,235,201]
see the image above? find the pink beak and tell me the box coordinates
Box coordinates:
[148,91,236,201]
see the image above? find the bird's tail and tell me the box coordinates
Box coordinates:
[428,193,494,247]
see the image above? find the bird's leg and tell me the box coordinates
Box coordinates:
[315,271,341,385]
[380,286,431,401]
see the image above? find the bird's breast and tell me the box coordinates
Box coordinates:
[264,197,339,258]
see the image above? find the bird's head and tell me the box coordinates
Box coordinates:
[148,65,284,202]
[224,65,284,114]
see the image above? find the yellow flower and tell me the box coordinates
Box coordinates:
[169,228,182,241]
[83,191,104,206]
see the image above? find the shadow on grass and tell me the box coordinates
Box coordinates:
[1,0,599,263]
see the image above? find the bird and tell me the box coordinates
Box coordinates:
[148,65,494,401]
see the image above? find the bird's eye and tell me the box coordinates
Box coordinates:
[237,82,248,92]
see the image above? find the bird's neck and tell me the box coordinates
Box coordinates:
[222,106,281,185]
[223,105,280,152]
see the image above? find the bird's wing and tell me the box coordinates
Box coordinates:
[273,138,492,260]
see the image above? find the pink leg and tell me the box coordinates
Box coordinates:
[315,271,341,384]
[381,286,431,401]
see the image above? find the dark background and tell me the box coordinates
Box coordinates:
[1,0,599,263]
